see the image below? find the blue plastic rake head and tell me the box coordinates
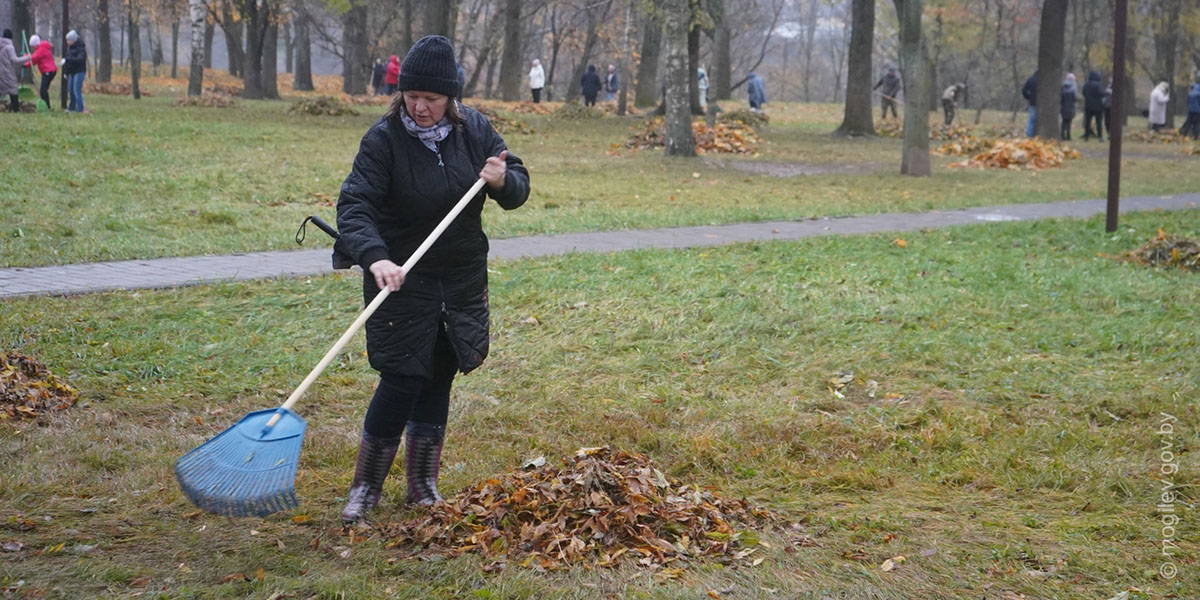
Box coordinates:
[175,408,307,517]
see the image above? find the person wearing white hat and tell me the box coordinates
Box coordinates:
[26,34,58,111]
[63,30,88,112]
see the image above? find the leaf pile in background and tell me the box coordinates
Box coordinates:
[83,82,151,97]
[287,96,359,117]
[625,118,760,155]
[205,83,244,97]
[341,94,391,107]
[385,446,773,571]
[875,121,1021,141]
[720,109,770,128]
[472,100,558,116]
[1,351,78,420]
[950,138,1080,170]
[1120,229,1200,272]
[1124,130,1191,144]
[874,120,904,138]
[550,102,607,120]
[474,106,537,135]
[172,93,239,109]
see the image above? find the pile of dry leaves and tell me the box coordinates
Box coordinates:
[1,351,77,420]
[172,93,239,109]
[551,102,606,120]
[721,109,769,129]
[1125,130,1191,144]
[83,82,151,97]
[625,118,760,155]
[384,447,773,572]
[1120,229,1200,272]
[206,83,244,97]
[475,106,536,135]
[949,138,1079,170]
[288,96,359,117]
[341,94,391,107]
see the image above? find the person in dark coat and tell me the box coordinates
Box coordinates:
[1,29,31,113]
[580,64,601,107]
[1060,73,1077,140]
[873,66,901,119]
[333,34,531,524]
[63,30,87,112]
[1081,70,1105,141]
[1022,71,1037,137]
[371,58,386,95]
[747,71,767,110]
[1180,75,1200,140]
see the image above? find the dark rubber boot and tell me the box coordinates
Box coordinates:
[340,431,402,525]
[404,421,446,506]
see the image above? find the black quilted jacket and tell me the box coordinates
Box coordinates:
[334,106,530,377]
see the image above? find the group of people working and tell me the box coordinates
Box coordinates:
[0,28,88,114]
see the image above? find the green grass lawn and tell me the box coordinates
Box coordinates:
[1,209,1196,599]
[2,84,1198,268]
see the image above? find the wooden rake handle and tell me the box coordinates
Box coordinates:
[263,177,488,431]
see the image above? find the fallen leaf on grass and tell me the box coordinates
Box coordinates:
[1,541,23,552]
[880,555,907,571]
[220,573,247,583]
[291,514,311,524]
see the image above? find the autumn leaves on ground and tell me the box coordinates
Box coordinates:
[1,74,1198,599]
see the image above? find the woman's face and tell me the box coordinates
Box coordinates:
[403,91,449,127]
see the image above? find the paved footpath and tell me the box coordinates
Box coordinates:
[2,193,1197,299]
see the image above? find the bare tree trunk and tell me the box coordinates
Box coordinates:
[150,16,164,75]
[292,0,312,90]
[129,0,143,99]
[171,19,180,78]
[464,7,501,97]
[221,0,244,76]
[835,0,875,137]
[664,0,694,157]
[341,0,367,94]
[687,9,701,115]
[714,11,730,99]
[634,5,663,107]
[283,18,293,73]
[1034,0,1068,139]
[1153,0,1182,127]
[96,0,112,82]
[401,0,413,57]
[263,22,279,99]
[423,0,459,39]
[894,0,929,175]
[203,16,214,68]
[188,0,205,95]
[801,0,818,102]
[498,0,522,101]
[241,0,273,99]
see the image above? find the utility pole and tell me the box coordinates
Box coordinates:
[1106,0,1128,232]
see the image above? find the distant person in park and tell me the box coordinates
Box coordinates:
[1,29,31,113]
[697,66,709,110]
[1148,82,1169,132]
[63,30,87,113]
[26,34,56,111]
[1081,70,1105,141]
[528,59,545,103]
[1022,71,1037,137]
[1103,81,1113,133]
[1060,73,1077,140]
[333,34,530,525]
[941,83,965,126]
[874,66,901,119]
[372,58,386,95]
[580,64,601,107]
[1180,74,1200,140]
[604,64,618,101]
[747,71,767,111]
[384,55,400,95]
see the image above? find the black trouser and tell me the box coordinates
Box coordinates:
[881,97,898,119]
[942,99,955,126]
[362,323,459,439]
[583,93,596,107]
[1151,122,1164,132]
[1179,111,1200,140]
[1083,109,1104,140]
[38,71,56,109]
[1061,115,1073,140]
[531,88,541,103]
[8,94,18,113]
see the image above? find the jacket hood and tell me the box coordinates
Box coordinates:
[389,55,398,63]
[1087,70,1100,82]
[587,65,596,73]
[1062,81,1077,95]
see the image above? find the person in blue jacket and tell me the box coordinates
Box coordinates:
[747,72,767,110]
[1179,73,1200,141]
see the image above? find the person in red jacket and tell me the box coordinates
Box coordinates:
[26,34,57,111]
[384,55,400,95]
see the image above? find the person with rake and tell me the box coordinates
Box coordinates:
[333,35,530,525]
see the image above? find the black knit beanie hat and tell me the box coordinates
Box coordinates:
[398,35,460,98]
[2,29,12,40]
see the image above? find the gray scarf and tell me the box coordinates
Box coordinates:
[400,107,453,153]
